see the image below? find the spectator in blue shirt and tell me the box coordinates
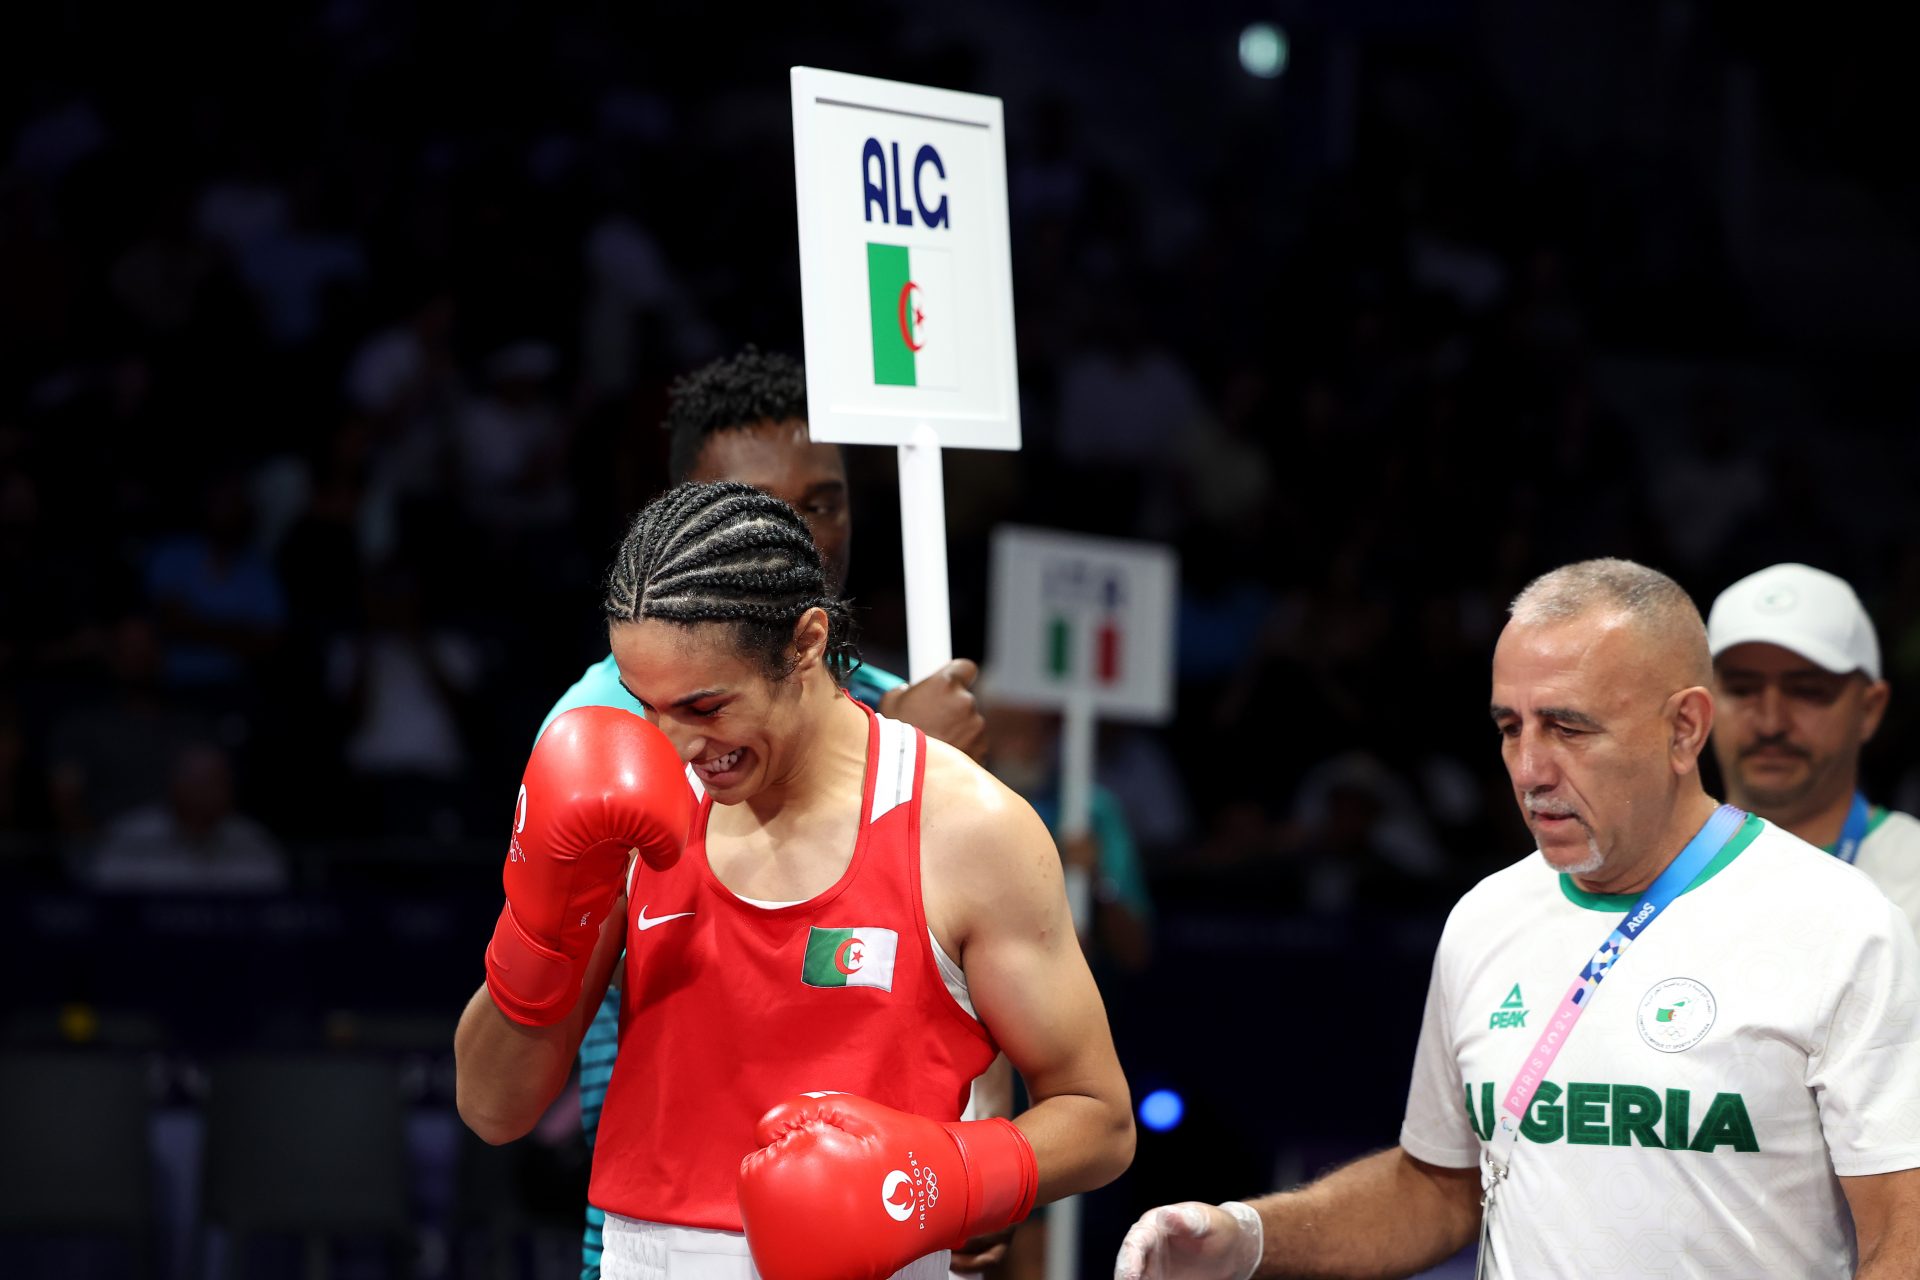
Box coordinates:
[146,473,285,690]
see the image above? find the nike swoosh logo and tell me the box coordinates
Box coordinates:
[635,907,696,932]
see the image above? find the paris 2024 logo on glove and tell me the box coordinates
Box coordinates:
[508,785,528,862]
[881,1155,940,1227]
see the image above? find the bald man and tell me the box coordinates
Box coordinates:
[1117,559,1920,1279]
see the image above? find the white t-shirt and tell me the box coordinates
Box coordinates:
[1401,816,1920,1278]
[1850,807,1920,942]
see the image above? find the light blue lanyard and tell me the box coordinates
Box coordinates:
[1832,792,1871,865]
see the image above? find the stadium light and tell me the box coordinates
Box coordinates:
[1139,1088,1185,1132]
[1238,23,1289,80]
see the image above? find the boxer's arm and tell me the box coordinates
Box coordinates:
[1243,1146,1479,1278]
[924,745,1134,1202]
[456,898,626,1145]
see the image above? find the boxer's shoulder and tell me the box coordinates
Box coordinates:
[916,737,1061,939]
[918,736,1038,845]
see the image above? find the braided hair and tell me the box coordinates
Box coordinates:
[604,481,860,684]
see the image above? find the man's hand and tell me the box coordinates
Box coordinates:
[881,658,988,758]
[1115,1202,1262,1280]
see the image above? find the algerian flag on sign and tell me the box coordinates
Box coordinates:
[802,925,899,991]
[866,243,955,389]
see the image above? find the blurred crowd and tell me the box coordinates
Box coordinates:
[5,6,1920,1278]
[4,3,1920,922]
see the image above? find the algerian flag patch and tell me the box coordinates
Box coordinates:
[802,926,899,991]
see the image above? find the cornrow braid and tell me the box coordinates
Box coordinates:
[604,481,862,684]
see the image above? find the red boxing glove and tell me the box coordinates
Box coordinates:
[739,1093,1038,1280]
[483,706,691,1026]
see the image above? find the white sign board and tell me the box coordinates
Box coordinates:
[988,526,1178,723]
[791,67,1020,451]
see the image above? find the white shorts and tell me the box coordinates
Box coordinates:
[600,1213,952,1280]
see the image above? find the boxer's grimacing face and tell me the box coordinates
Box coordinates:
[609,613,824,805]
[1490,616,1692,881]
[689,420,851,595]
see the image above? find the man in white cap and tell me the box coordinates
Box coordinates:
[1707,562,1920,935]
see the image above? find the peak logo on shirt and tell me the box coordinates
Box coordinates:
[1489,983,1529,1029]
[1464,1079,1759,1153]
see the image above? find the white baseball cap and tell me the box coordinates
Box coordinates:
[1706,563,1881,679]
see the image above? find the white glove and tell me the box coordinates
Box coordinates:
[1114,1200,1264,1280]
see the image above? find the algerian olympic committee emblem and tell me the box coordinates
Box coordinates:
[1637,977,1717,1053]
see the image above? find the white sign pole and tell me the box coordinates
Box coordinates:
[1059,688,1096,927]
[897,425,954,681]
[1045,1194,1083,1280]
[1050,685,1095,1280]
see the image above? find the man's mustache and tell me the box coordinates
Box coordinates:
[1739,735,1809,761]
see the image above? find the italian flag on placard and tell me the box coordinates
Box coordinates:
[866,243,955,389]
[802,925,899,991]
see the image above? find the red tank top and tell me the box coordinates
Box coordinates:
[589,706,998,1230]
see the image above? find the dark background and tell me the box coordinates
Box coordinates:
[3,1,1918,1276]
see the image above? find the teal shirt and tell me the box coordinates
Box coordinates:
[561,651,903,1278]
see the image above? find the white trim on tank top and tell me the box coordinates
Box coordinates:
[869,715,918,824]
